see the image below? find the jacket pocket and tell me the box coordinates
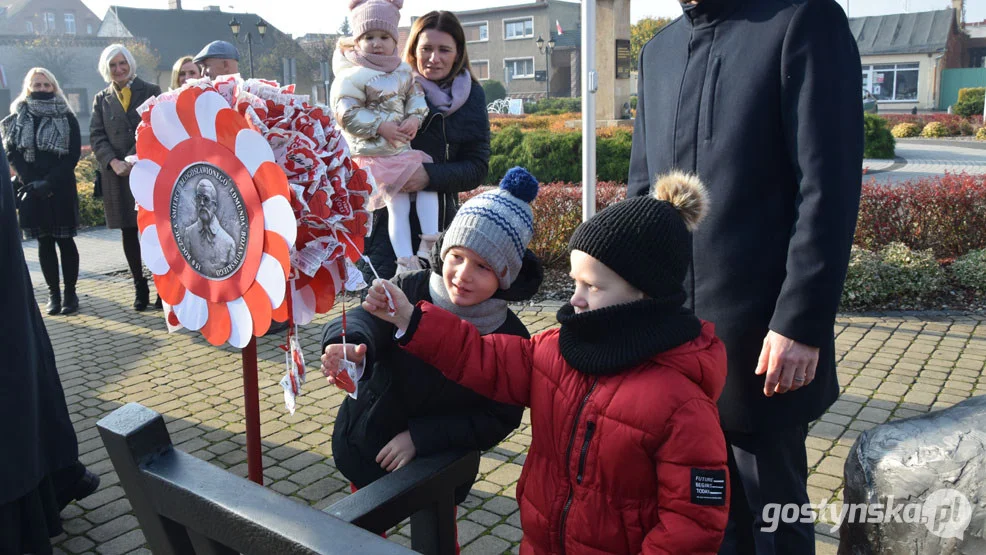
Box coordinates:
[703,57,721,142]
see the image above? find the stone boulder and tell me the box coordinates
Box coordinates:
[840,395,986,554]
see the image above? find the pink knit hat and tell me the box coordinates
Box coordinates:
[349,0,403,42]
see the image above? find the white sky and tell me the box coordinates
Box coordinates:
[80,0,986,39]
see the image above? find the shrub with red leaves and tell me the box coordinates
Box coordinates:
[461,182,626,268]
[855,172,986,259]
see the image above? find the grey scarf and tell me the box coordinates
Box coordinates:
[428,272,507,335]
[1,97,71,163]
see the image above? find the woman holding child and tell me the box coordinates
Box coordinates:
[357,8,492,280]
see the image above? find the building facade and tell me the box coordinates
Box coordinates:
[98,4,315,97]
[0,0,101,37]
[449,0,581,99]
[849,7,964,111]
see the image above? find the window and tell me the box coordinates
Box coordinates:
[472,60,490,80]
[862,63,919,102]
[43,11,56,32]
[86,23,93,35]
[504,17,533,40]
[63,89,88,115]
[463,21,488,43]
[64,13,76,34]
[25,20,33,33]
[504,57,535,79]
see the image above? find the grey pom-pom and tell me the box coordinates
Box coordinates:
[652,171,709,231]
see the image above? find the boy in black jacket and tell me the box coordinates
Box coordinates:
[320,167,542,507]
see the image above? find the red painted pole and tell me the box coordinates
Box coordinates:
[242,336,263,484]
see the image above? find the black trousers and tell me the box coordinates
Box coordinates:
[719,424,815,555]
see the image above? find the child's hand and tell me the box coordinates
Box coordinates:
[397,118,420,141]
[362,279,413,330]
[321,343,367,385]
[377,121,410,147]
[376,430,416,471]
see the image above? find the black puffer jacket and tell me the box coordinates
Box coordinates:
[359,80,490,281]
[325,251,540,502]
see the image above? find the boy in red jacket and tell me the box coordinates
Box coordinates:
[358,172,729,554]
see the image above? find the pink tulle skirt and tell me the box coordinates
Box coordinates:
[355,150,433,211]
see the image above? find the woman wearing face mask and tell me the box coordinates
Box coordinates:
[89,44,162,311]
[1,68,82,316]
[358,10,492,281]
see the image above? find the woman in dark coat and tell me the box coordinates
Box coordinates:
[89,43,162,311]
[360,10,491,281]
[0,147,99,555]
[1,68,82,315]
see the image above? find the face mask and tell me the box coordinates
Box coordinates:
[30,91,55,100]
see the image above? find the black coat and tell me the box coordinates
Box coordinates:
[5,111,82,234]
[0,147,79,505]
[89,77,161,229]
[360,80,491,281]
[628,0,863,432]
[325,262,535,502]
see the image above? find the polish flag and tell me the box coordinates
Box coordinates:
[556,20,564,35]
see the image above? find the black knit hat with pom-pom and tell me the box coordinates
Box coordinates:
[569,171,708,302]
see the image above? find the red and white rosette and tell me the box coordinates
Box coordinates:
[130,86,296,348]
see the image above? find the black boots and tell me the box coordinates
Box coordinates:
[61,287,79,315]
[133,277,150,311]
[45,288,61,315]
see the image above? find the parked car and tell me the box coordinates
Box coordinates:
[862,89,878,113]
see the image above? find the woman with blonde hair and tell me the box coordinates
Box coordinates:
[90,43,162,310]
[171,55,201,90]
[1,67,82,315]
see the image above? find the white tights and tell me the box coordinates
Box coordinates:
[387,191,439,259]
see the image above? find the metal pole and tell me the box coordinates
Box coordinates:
[248,34,255,79]
[581,0,597,221]
[546,48,551,99]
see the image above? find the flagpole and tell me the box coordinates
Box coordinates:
[581,0,597,221]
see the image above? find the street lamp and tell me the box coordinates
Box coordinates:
[229,16,268,79]
[535,34,555,99]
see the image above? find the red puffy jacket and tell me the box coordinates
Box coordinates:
[402,302,730,554]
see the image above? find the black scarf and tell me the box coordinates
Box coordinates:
[556,299,702,376]
[0,93,71,163]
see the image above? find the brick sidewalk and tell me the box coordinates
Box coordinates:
[26,232,986,555]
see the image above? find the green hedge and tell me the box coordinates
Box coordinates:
[526,97,582,115]
[841,243,947,310]
[482,80,506,103]
[951,248,986,293]
[953,88,984,118]
[489,125,632,184]
[864,113,895,159]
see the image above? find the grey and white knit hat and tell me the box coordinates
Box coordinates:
[441,167,539,289]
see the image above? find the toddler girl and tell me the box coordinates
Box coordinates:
[331,0,436,273]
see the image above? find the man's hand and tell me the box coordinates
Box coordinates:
[755,330,819,397]
[377,121,411,147]
[397,118,420,141]
[400,165,429,193]
[376,430,416,472]
[110,159,131,177]
[321,343,367,386]
[362,279,413,330]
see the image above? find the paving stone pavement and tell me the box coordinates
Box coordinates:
[22,229,986,555]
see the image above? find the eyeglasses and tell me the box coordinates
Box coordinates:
[195,193,215,205]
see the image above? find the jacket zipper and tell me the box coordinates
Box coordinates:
[576,421,596,484]
[558,378,598,555]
